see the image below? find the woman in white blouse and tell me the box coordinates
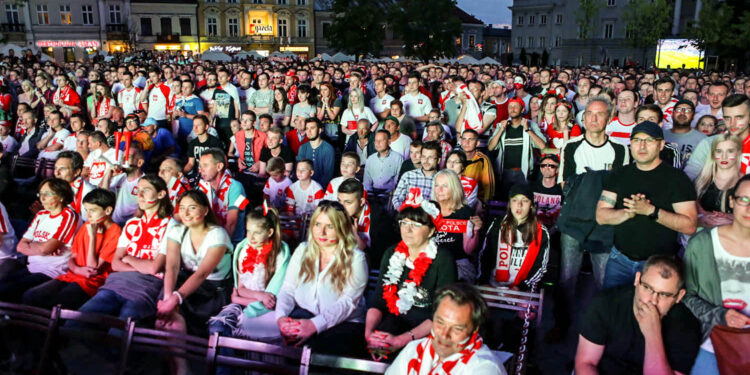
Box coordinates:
[275,200,368,355]
[340,88,377,144]
[157,190,233,338]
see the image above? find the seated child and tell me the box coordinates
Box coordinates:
[285,159,323,216]
[263,157,293,210]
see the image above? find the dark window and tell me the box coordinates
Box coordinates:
[161,17,172,35]
[322,22,330,37]
[140,18,152,36]
[180,18,191,36]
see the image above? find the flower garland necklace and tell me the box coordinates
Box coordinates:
[382,240,437,315]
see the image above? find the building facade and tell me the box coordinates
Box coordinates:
[197,0,315,58]
[510,0,702,66]
[130,0,199,52]
[483,26,512,59]
[0,0,130,62]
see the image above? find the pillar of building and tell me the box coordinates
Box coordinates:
[672,0,682,35]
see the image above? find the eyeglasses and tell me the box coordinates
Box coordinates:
[639,278,678,300]
[398,220,425,230]
[631,137,659,145]
[37,192,56,198]
[273,76,282,79]
[674,107,693,113]
[540,163,558,169]
[734,195,750,207]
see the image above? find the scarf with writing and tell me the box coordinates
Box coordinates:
[495,222,543,286]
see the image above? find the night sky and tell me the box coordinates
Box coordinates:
[457,0,512,26]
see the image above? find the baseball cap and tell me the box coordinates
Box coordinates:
[142,117,158,127]
[540,154,560,164]
[674,99,695,112]
[508,183,534,201]
[491,80,506,88]
[384,116,400,126]
[631,121,664,140]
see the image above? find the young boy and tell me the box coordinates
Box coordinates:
[21,189,122,309]
[285,159,324,216]
[263,157,293,209]
[323,151,361,201]
[101,146,145,226]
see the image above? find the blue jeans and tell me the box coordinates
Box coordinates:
[602,247,647,290]
[71,289,152,327]
[690,349,719,375]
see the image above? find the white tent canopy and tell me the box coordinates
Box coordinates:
[235,50,263,60]
[331,52,354,62]
[479,56,501,66]
[456,55,480,64]
[201,50,232,62]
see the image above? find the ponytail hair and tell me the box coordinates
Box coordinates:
[246,203,282,284]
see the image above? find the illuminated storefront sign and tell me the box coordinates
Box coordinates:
[280,46,309,52]
[250,24,273,35]
[155,44,181,51]
[36,40,100,48]
[209,46,243,53]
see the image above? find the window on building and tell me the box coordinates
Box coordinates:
[82,5,93,25]
[540,15,547,25]
[180,18,191,36]
[252,0,263,4]
[539,36,546,48]
[516,36,523,48]
[207,17,217,36]
[140,17,152,36]
[278,0,287,4]
[517,15,523,25]
[468,34,475,48]
[205,0,216,2]
[109,5,121,24]
[228,0,238,3]
[228,17,239,36]
[556,14,563,24]
[555,36,562,48]
[529,15,535,25]
[36,5,49,25]
[297,19,307,37]
[60,5,72,25]
[625,26,634,39]
[161,17,172,35]
[278,18,287,37]
[608,0,616,6]
[5,4,19,24]
[528,36,534,48]
[63,47,75,63]
[322,21,331,37]
[604,22,614,39]
[297,0,307,5]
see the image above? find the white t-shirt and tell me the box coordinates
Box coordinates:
[400,92,433,128]
[340,107,378,143]
[0,135,18,154]
[607,116,637,146]
[323,176,354,202]
[369,93,394,115]
[263,176,293,209]
[118,86,142,116]
[389,133,413,160]
[38,128,71,160]
[62,132,78,151]
[23,207,79,278]
[167,224,232,281]
[88,148,119,187]
[110,173,142,226]
[701,227,750,353]
[147,83,173,121]
[285,180,324,216]
[0,202,18,259]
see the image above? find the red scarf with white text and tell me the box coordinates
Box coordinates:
[494,221,543,286]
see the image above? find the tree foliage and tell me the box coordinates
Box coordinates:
[326,0,388,60]
[575,0,604,41]
[622,0,672,63]
[687,0,750,65]
[389,0,463,62]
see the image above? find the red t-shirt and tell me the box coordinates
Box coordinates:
[56,223,122,296]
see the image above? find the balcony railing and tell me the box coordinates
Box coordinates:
[1,23,24,32]
[106,24,127,32]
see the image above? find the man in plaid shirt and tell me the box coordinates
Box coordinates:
[391,141,442,210]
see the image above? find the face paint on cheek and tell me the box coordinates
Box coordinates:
[146,199,158,205]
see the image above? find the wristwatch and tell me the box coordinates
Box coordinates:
[648,206,659,220]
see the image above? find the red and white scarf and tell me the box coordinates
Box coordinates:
[495,222,543,286]
[406,332,484,375]
[454,84,482,133]
[70,177,86,214]
[198,170,249,225]
[54,85,73,105]
[96,97,112,118]
[167,176,190,207]
[238,241,273,291]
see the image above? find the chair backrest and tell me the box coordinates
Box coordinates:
[0,302,58,374]
[477,285,544,327]
[309,353,388,374]
[485,200,507,220]
[279,213,309,243]
[367,269,380,292]
[55,308,135,375]
[130,326,209,363]
[205,332,310,375]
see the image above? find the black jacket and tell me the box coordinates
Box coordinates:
[557,169,614,253]
[344,132,376,157]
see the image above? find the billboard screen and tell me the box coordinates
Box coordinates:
[656,39,704,69]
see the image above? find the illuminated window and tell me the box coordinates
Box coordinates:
[207,17,217,36]
[36,5,49,25]
[60,5,72,25]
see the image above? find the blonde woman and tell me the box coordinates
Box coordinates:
[432,169,482,282]
[340,88,377,143]
[18,80,38,106]
[695,134,743,228]
[274,201,367,355]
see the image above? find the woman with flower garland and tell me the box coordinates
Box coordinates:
[365,187,457,361]
[274,201,368,355]
[542,100,582,155]
[208,203,291,342]
[477,183,550,350]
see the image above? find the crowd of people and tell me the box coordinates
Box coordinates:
[0,49,748,375]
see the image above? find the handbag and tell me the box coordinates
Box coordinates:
[710,324,750,375]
